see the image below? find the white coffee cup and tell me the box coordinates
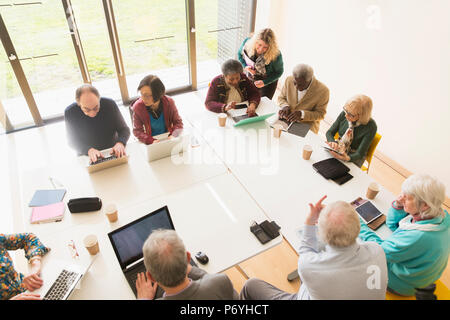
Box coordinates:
[105,203,118,223]
[218,113,227,127]
[303,145,313,160]
[366,182,380,200]
[83,235,99,255]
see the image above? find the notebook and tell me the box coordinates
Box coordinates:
[30,201,65,224]
[29,189,66,207]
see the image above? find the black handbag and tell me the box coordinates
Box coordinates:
[312,158,353,185]
[68,197,102,213]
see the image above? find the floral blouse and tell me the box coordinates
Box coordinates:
[0,233,50,300]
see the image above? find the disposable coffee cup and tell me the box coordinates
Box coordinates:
[83,235,99,255]
[105,203,118,223]
[218,113,227,127]
[302,145,313,160]
[273,125,282,138]
[366,182,380,200]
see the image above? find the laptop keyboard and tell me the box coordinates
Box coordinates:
[43,269,81,300]
[90,155,117,165]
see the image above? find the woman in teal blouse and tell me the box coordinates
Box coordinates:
[0,233,50,300]
[325,94,377,167]
[237,28,283,100]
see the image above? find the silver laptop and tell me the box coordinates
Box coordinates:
[145,133,190,162]
[86,148,129,173]
[27,254,95,300]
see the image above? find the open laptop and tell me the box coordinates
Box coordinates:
[145,133,190,162]
[27,254,95,300]
[86,148,129,173]
[227,101,275,127]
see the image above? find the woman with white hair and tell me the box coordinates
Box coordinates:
[325,94,377,167]
[237,28,284,99]
[359,174,450,296]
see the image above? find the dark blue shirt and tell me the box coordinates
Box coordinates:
[64,97,130,155]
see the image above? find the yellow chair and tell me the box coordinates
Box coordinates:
[386,280,450,300]
[332,132,381,173]
[361,133,381,173]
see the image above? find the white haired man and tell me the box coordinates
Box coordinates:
[240,196,388,300]
[277,64,329,134]
[359,174,449,296]
[135,229,238,300]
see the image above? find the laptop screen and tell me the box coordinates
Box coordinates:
[108,206,175,270]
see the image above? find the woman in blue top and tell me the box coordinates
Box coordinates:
[359,174,449,296]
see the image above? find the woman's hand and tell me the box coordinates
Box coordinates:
[326,141,339,150]
[225,102,236,112]
[23,259,44,291]
[245,66,256,75]
[254,80,265,88]
[330,150,350,162]
[10,293,41,300]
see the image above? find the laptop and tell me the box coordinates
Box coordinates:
[227,102,275,127]
[108,206,196,297]
[145,133,190,162]
[28,254,95,300]
[86,148,129,173]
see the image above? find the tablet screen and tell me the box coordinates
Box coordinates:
[355,201,383,224]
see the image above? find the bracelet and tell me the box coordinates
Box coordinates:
[29,256,41,264]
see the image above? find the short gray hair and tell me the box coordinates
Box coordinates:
[221,59,243,76]
[401,174,446,219]
[292,64,314,82]
[142,229,188,287]
[318,201,361,247]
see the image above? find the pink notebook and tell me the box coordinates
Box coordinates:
[30,202,65,224]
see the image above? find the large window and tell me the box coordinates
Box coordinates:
[0,0,255,132]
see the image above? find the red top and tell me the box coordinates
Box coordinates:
[132,95,183,145]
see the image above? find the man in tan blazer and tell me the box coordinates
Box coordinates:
[278,64,329,133]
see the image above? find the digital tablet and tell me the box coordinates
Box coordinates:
[323,146,345,156]
[355,201,383,224]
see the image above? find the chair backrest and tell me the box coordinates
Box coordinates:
[365,133,382,165]
[128,97,139,125]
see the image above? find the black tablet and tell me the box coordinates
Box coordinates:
[355,201,383,224]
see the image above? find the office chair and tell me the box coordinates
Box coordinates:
[361,133,381,173]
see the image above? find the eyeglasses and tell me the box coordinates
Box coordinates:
[140,93,153,100]
[343,107,356,118]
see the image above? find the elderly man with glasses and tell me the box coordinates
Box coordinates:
[64,84,130,163]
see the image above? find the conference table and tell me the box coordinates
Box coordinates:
[183,97,394,251]
[15,95,396,299]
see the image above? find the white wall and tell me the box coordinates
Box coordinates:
[256,0,450,192]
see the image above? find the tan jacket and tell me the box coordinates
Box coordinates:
[277,76,329,133]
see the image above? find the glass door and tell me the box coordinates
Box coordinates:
[195,0,253,86]
[0,1,84,122]
[111,0,190,99]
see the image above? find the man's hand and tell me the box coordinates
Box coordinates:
[278,106,291,120]
[88,148,103,164]
[247,103,257,117]
[111,142,126,158]
[10,293,41,300]
[152,139,160,144]
[136,272,158,300]
[286,110,303,123]
[305,195,327,226]
[225,101,236,112]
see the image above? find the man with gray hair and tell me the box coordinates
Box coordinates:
[277,64,329,134]
[135,229,239,300]
[240,196,388,300]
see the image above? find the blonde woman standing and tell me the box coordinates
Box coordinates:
[237,28,284,99]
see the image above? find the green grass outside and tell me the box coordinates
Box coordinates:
[0,0,219,99]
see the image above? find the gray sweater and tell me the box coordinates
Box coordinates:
[158,267,239,300]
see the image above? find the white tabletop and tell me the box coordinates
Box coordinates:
[31,172,281,300]
[185,97,394,251]
[18,130,227,237]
